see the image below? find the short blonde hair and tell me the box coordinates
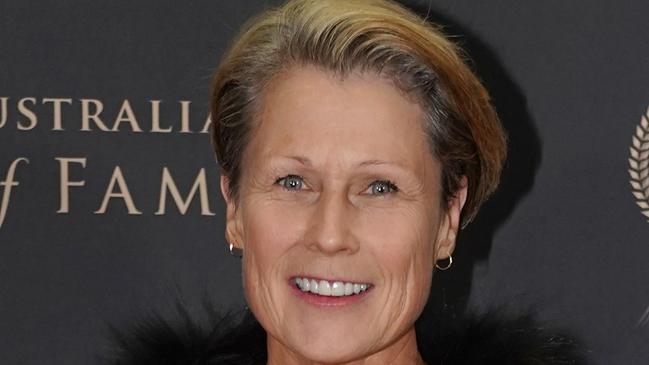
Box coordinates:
[211,0,507,226]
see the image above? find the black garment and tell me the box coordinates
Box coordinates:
[101,302,586,364]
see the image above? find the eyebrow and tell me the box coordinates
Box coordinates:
[277,155,411,170]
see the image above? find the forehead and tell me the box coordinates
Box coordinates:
[246,65,434,170]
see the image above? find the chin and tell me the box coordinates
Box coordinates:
[267,305,380,363]
[286,328,374,364]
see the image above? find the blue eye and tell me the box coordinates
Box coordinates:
[276,175,304,191]
[369,180,399,195]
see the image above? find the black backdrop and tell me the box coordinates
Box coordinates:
[1,1,648,364]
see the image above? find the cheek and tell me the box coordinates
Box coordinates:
[238,198,307,326]
[361,205,437,310]
[360,203,436,266]
[242,203,308,265]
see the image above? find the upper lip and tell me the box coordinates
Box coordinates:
[291,275,371,285]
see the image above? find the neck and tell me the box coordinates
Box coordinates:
[266,327,426,365]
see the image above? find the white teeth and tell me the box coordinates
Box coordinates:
[295,277,370,297]
[353,283,361,294]
[318,280,331,296]
[295,277,310,292]
[331,281,344,296]
[344,283,353,296]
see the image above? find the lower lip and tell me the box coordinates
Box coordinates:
[289,280,372,307]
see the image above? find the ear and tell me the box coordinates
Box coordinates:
[435,176,468,261]
[220,174,244,249]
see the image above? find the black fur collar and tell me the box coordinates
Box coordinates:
[101,302,586,364]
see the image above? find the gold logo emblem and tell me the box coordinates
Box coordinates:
[629,107,649,222]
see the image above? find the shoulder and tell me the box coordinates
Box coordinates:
[417,307,587,364]
[100,304,267,365]
[100,303,586,365]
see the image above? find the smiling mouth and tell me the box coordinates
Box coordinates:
[293,277,373,297]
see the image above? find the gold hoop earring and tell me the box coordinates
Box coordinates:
[229,243,243,258]
[435,254,452,271]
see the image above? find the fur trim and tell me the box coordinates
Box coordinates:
[100,301,586,364]
[415,308,586,364]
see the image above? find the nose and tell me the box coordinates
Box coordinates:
[304,189,359,255]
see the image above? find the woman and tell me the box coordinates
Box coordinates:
[105,0,583,363]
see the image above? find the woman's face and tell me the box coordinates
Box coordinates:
[221,66,464,363]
